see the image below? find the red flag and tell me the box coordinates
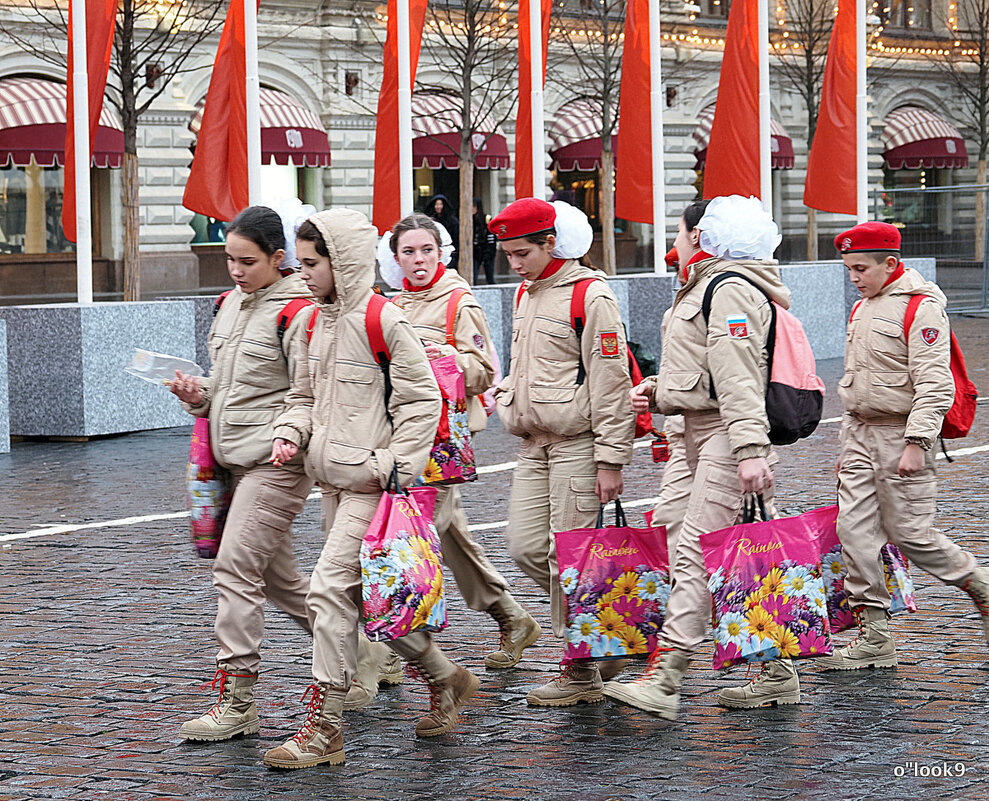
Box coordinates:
[372,0,429,234]
[62,0,116,242]
[804,0,856,214]
[703,0,760,199]
[183,1,249,223]
[615,0,652,223]
[514,0,551,199]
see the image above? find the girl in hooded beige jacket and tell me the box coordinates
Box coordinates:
[388,213,542,671]
[261,209,479,770]
[169,206,316,744]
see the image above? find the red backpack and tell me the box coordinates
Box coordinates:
[213,291,319,346]
[516,278,656,438]
[849,295,977,441]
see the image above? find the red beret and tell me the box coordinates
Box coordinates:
[664,247,679,267]
[488,198,557,241]
[834,221,901,254]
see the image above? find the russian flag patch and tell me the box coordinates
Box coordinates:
[726,315,749,339]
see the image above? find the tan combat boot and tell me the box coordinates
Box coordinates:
[263,684,346,769]
[599,659,631,682]
[378,649,405,686]
[344,633,390,711]
[407,644,480,737]
[484,592,543,669]
[717,659,801,708]
[603,648,690,720]
[961,566,989,646]
[526,662,604,707]
[179,665,260,741]
[817,606,897,670]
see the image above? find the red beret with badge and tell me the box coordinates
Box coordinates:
[488,198,557,241]
[834,221,902,254]
[664,247,679,267]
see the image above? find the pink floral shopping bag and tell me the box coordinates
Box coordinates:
[420,355,477,486]
[554,500,671,664]
[700,497,834,670]
[816,507,918,633]
[360,472,446,642]
[186,417,232,558]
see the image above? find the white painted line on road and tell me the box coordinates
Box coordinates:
[2,421,982,545]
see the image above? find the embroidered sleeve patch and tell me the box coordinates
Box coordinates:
[921,327,941,345]
[473,333,486,350]
[726,315,749,339]
[600,332,621,357]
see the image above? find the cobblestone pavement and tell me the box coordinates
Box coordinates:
[1,317,988,801]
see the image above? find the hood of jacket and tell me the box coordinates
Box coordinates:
[307,208,378,313]
[882,266,947,304]
[689,255,792,310]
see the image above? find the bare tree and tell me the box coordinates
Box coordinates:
[770,0,834,259]
[1,0,226,300]
[920,0,989,259]
[416,0,519,284]
[550,0,625,275]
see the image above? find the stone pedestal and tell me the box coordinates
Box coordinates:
[0,302,196,438]
[0,320,9,453]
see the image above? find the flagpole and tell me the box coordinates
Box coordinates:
[855,0,867,222]
[529,0,545,199]
[244,0,261,205]
[648,0,666,273]
[757,0,771,213]
[71,0,92,305]
[397,0,413,216]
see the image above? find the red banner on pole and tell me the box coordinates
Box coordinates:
[804,0,856,214]
[182,1,248,222]
[615,0,651,223]
[62,0,115,242]
[703,0,760,199]
[514,0,551,200]
[372,0,429,234]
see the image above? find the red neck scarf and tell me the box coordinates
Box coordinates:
[681,250,714,283]
[882,261,905,288]
[536,257,566,281]
[403,265,444,292]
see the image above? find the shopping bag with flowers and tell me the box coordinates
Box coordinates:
[187,417,233,558]
[554,500,671,665]
[419,355,477,486]
[817,510,917,633]
[700,497,834,670]
[360,473,445,642]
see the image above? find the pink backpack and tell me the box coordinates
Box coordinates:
[702,272,826,445]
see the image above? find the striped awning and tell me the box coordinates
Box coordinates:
[0,76,123,168]
[189,87,330,167]
[411,93,509,170]
[881,106,968,170]
[692,104,794,170]
[549,99,618,172]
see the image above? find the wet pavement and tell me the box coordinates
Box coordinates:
[1,316,988,801]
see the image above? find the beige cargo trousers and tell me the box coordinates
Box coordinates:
[837,416,976,607]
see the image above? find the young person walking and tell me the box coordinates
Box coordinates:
[818,221,989,670]
[489,198,635,706]
[262,208,478,769]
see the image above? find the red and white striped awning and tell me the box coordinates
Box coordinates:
[692,104,794,170]
[411,93,509,170]
[881,106,968,170]
[549,98,618,172]
[189,87,330,167]
[0,76,123,168]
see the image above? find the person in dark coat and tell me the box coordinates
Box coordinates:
[424,194,459,272]
[472,197,496,284]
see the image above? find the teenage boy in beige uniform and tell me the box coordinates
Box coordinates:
[489,198,634,706]
[818,221,989,670]
[605,197,796,719]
